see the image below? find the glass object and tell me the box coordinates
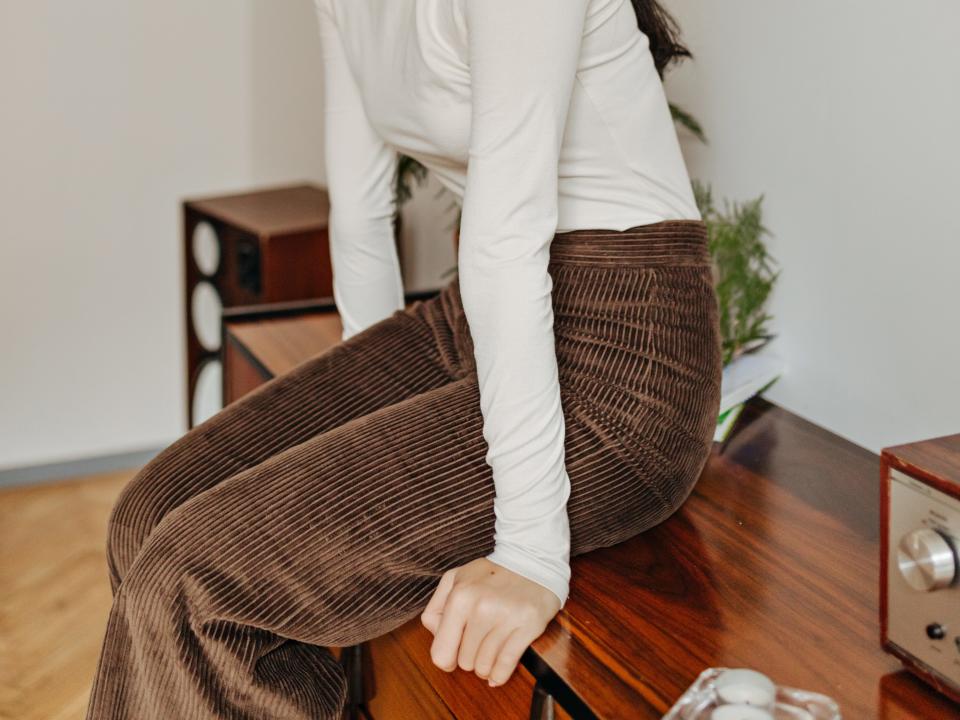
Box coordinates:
[663,667,841,720]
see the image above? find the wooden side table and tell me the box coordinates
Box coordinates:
[221,305,959,719]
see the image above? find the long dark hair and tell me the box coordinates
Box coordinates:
[630,0,692,77]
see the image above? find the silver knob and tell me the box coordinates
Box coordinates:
[898,528,957,592]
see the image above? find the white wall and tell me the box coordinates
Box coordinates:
[664,0,960,453]
[249,0,326,186]
[0,0,317,470]
[0,0,456,472]
[0,0,248,470]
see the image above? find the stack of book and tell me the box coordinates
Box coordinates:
[714,352,785,443]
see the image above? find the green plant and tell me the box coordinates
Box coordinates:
[670,102,706,143]
[393,154,429,216]
[675,89,780,366]
[694,180,779,365]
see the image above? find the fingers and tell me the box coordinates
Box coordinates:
[430,587,471,672]
[457,604,496,672]
[420,569,456,636]
[488,627,533,687]
[473,622,513,680]
[420,558,554,686]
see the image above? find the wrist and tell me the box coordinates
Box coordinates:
[486,542,570,610]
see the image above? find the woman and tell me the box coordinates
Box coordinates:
[86,0,721,717]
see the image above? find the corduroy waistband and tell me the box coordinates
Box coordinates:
[550,219,709,266]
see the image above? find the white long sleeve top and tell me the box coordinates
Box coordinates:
[313,0,700,609]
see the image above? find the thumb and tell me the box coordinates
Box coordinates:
[420,568,457,635]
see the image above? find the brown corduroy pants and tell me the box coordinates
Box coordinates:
[86,219,722,720]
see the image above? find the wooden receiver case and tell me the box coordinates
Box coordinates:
[880,433,960,704]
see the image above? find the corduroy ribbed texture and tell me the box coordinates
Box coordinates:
[86,219,722,720]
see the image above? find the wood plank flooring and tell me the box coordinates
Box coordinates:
[0,469,131,720]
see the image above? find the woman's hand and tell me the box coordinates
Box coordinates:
[420,557,561,687]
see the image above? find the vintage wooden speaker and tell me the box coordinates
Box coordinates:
[183,183,334,428]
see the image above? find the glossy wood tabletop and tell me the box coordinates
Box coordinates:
[224,310,960,719]
[531,399,959,719]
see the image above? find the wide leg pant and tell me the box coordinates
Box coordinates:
[85,220,722,719]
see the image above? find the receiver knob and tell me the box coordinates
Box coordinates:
[897,528,957,592]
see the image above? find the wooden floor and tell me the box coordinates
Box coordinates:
[0,469,133,720]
